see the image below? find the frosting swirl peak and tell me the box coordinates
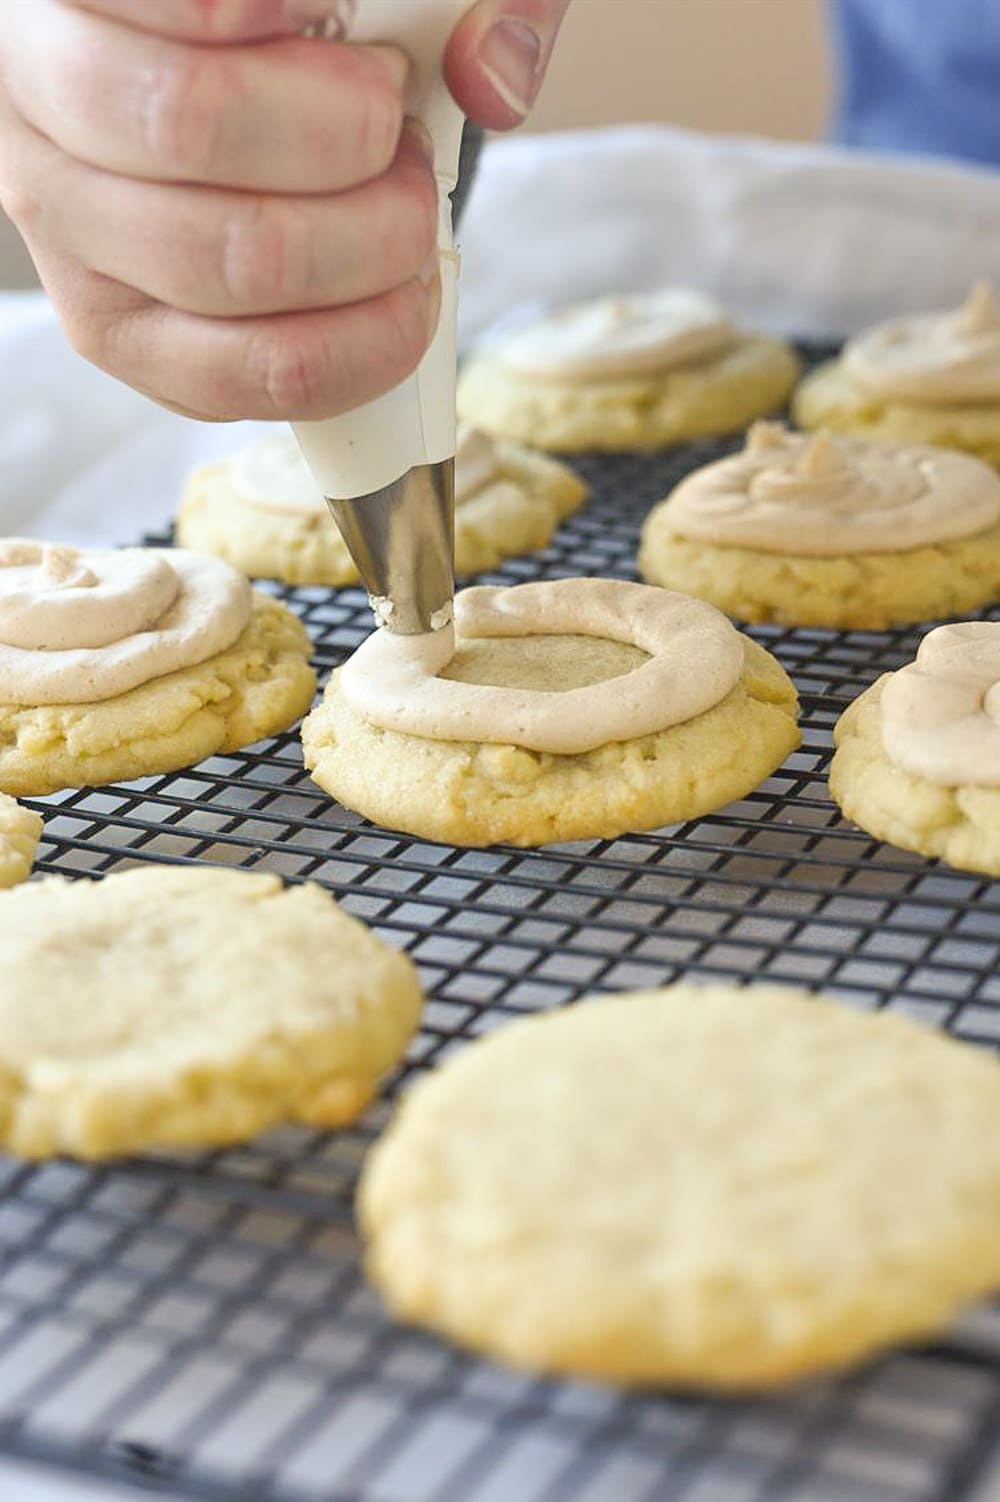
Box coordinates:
[0,541,252,705]
[662,423,1000,556]
[843,283,1000,404]
[498,290,735,384]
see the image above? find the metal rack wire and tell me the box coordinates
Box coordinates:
[2,416,1000,1502]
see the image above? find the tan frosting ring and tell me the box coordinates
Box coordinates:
[338,578,744,755]
[882,621,1000,787]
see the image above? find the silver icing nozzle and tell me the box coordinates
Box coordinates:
[326,460,455,636]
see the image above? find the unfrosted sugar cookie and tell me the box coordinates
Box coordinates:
[640,422,1000,627]
[302,577,799,847]
[794,283,1000,466]
[457,289,799,452]
[0,865,423,1159]
[0,793,41,888]
[360,982,1000,1390]
[831,621,1000,874]
[177,426,587,584]
[0,540,315,796]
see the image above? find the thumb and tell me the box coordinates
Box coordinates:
[444,0,572,130]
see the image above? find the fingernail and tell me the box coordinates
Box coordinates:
[404,118,435,167]
[478,19,543,118]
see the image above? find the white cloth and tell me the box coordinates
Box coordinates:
[5,123,1000,547]
[458,125,1000,344]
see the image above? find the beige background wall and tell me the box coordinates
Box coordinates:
[529,0,829,139]
[0,0,830,288]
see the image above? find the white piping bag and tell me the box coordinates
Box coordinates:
[293,0,470,638]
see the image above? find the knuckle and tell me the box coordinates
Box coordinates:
[219,199,298,311]
[60,303,106,368]
[180,0,276,41]
[247,280,432,422]
[252,325,331,417]
[0,175,42,235]
[140,51,226,178]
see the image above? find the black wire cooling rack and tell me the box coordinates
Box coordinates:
[3,420,1000,1502]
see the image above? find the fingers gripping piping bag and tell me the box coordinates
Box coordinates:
[294,0,470,649]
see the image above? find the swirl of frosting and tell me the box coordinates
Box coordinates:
[661,422,1000,555]
[881,622,1000,786]
[231,427,501,516]
[498,290,735,384]
[843,283,1000,404]
[0,541,252,705]
[338,578,744,755]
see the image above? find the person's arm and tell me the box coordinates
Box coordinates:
[0,0,570,421]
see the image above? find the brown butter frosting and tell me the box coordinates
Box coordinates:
[338,577,744,755]
[0,541,252,705]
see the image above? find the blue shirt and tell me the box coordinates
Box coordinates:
[830,0,1000,167]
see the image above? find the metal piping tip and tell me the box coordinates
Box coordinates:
[326,460,455,636]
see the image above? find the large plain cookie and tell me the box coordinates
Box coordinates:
[360,983,1000,1390]
[0,793,41,888]
[0,593,315,797]
[177,435,586,585]
[457,335,799,453]
[302,582,799,847]
[0,865,423,1159]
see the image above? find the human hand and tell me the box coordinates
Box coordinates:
[0,0,571,422]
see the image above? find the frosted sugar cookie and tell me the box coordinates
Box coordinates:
[0,793,41,888]
[640,422,1000,627]
[302,577,799,846]
[0,865,422,1159]
[0,540,315,796]
[457,289,800,452]
[360,982,1000,1390]
[795,284,1000,466]
[831,621,1000,874]
[177,426,587,584]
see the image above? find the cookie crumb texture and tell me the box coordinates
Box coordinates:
[831,674,1000,874]
[640,517,1000,628]
[0,793,41,888]
[794,360,1000,467]
[0,593,316,796]
[0,865,422,1159]
[457,336,800,452]
[302,637,799,847]
[360,984,1000,1390]
[177,444,587,584]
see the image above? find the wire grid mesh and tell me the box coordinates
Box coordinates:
[3,410,1000,1502]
